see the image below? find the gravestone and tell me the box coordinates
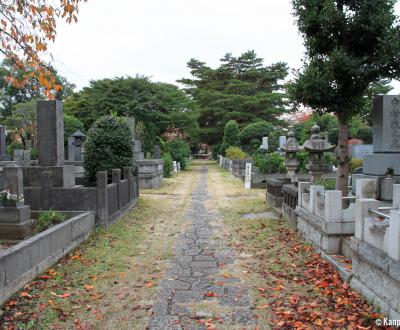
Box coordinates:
[173,161,178,173]
[260,137,268,151]
[245,163,252,189]
[177,162,181,172]
[134,140,144,161]
[0,125,10,161]
[0,166,34,239]
[153,145,161,159]
[68,131,86,161]
[279,136,287,149]
[37,100,64,166]
[363,95,400,176]
[352,95,400,201]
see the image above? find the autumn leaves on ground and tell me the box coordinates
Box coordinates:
[1,162,381,329]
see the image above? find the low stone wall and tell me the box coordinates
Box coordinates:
[346,184,400,317]
[0,211,95,305]
[137,159,164,189]
[349,237,400,318]
[266,178,289,208]
[295,183,355,255]
[24,167,139,228]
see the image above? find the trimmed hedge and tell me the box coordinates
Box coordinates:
[83,116,134,183]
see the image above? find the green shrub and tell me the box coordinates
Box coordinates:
[355,127,373,144]
[350,158,363,173]
[165,139,191,169]
[7,142,24,159]
[239,121,274,154]
[64,114,85,142]
[254,152,285,174]
[162,153,174,177]
[314,179,336,190]
[225,146,247,160]
[297,152,308,173]
[36,211,65,232]
[222,120,240,155]
[83,115,134,183]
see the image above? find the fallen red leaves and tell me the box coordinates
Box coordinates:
[233,220,385,329]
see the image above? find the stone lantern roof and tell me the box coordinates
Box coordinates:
[303,125,335,153]
[281,131,300,153]
[70,130,86,138]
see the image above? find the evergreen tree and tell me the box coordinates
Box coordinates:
[289,0,400,196]
[179,50,289,145]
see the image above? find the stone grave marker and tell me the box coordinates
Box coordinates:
[153,144,161,159]
[37,101,65,166]
[245,163,252,189]
[173,161,178,173]
[260,137,268,150]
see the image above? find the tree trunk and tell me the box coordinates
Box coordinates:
[336,114,350,206]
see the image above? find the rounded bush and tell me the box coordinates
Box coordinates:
[162,153,174,177]
[225,146,247,160]
[223,120,240,147]
[165,139,191,169]
[83,116,134,183]
[239,121,273,153]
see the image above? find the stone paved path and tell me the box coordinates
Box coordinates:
[149,167,257,329]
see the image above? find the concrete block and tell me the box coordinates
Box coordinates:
[71,212,95,240]
[325,190,342,222]
[310,186,324,213]
[355,199,379,241]
[4,240,39,284]
[321,236,341,254]
[387,210,400,261]
[356,179,377,199]
[0,206,30,223]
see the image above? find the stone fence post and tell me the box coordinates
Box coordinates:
[97,171,108,227]
[297,182,310,209]
[356,179,377,199]
[310,186,324,213]
[123,166,133,201]
[355,198,379,241]
[112,169,122,209]
[325,190,342,222]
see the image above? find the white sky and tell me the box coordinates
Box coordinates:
[48,0,400,93]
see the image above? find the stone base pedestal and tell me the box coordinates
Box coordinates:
[23,166,75,188]
[0,205,34,239]
[137,159,164,189]
[352,174,400,201]
[364,153,400,176]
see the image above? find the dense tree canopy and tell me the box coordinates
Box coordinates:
[179,50,289,145]
[289,0,400,195]
[0,0,85,96]
[64,76,197,153]
[0,59,75,118]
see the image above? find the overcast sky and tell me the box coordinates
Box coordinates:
[48,0,400,93]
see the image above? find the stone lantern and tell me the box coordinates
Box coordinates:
[68,130,86,161]
[303,125,335,182]
[281,131,300,183]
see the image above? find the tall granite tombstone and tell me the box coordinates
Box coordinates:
[153,144,161,159]
[0,125,10,161]
[22,101,75,188]
[364,95,400,175]
[37,100,64,166]
[352,95,400,200]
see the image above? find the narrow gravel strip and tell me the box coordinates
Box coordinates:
[149,167,257,330]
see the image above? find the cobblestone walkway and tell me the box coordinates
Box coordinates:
[149,167,257,329]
